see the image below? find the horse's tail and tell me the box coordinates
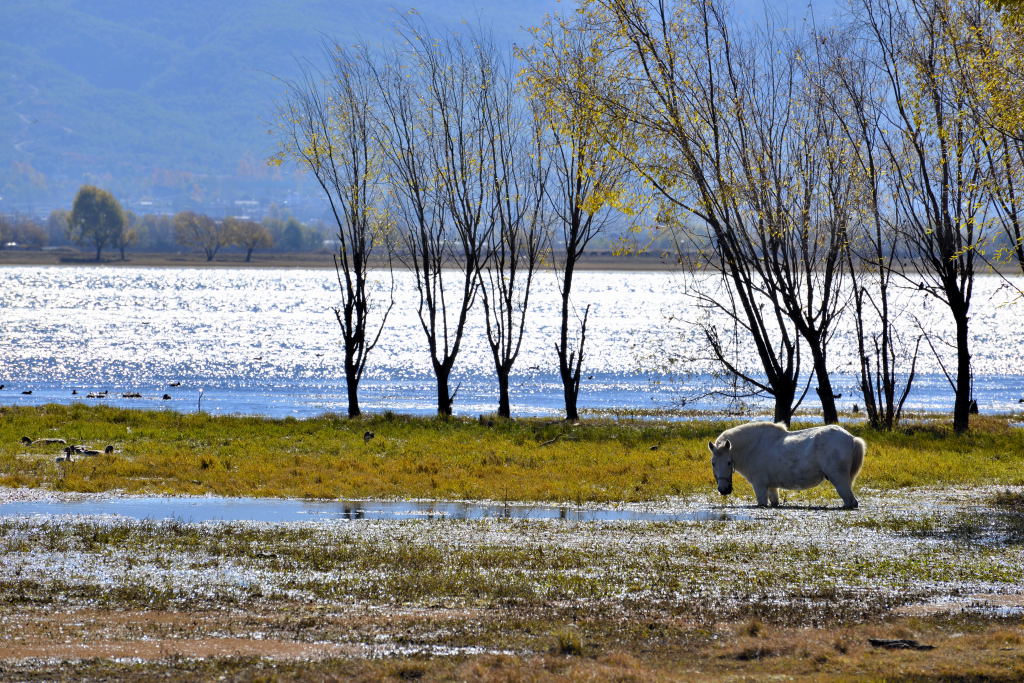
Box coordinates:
[850,436,867,482]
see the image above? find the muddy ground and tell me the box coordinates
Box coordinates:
[0,486,1022,680]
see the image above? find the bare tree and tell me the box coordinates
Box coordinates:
[726,25,854,425]
[856,0,995,433]
[374,25,492,416]
[552,1,858,424]
[521,13,632,421]
[967,7,1024,277]
[817,28,921,429]
[987,134,1024,275]
[277,45,394,418]
[478,50,549,419]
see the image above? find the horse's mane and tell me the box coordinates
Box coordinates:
[720,419,790,446]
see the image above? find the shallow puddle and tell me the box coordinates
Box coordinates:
[0,496,751,523]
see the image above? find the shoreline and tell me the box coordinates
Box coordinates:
[0,249,681,271]
[3,249,1022,275]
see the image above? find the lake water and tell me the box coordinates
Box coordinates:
[0,265,1021,418]
[0,496,750,523]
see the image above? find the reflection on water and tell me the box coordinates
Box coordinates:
[0,497,751,523]
[0,266,1022,417]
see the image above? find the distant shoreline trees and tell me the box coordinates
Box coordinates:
[224,218,273,262]
[69,185,126,261]
[173,211,228,262]
[0,214,48,249]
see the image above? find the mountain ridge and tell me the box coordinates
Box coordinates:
[1,0,557,217]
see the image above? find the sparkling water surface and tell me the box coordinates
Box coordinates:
[0,497,750,523]
[1,266,1021,418]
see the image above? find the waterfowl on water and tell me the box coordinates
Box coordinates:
[80,445,115,456]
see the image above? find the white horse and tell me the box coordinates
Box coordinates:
[708,422,866,509]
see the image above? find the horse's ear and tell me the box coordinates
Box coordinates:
[707,440,715,453]
[722,439,731,452]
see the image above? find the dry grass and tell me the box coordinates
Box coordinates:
[0,607,1021,681]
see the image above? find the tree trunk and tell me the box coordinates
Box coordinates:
[344,355,361,418]
[810,345,839,425]
[952,308,971,434]
[246,247,254,262]
[772,380,796,426]
[556,258,583,422]
[95,244,102,261]
[119,246,126,261]
[435,365,452,417]
[345,379,361,418]
[562,370,579,421]
[496,367,511,419]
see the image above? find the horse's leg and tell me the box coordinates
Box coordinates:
[753,484,770,508]
[767,488,780,507]
[823,467,858,509]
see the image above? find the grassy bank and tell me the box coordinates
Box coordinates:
[2,404,1022,501]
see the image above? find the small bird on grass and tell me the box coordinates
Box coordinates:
[363,431,375,444]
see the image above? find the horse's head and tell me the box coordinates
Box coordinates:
[708,439,733,495]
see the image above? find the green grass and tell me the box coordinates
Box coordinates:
[1,404,1023,502]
